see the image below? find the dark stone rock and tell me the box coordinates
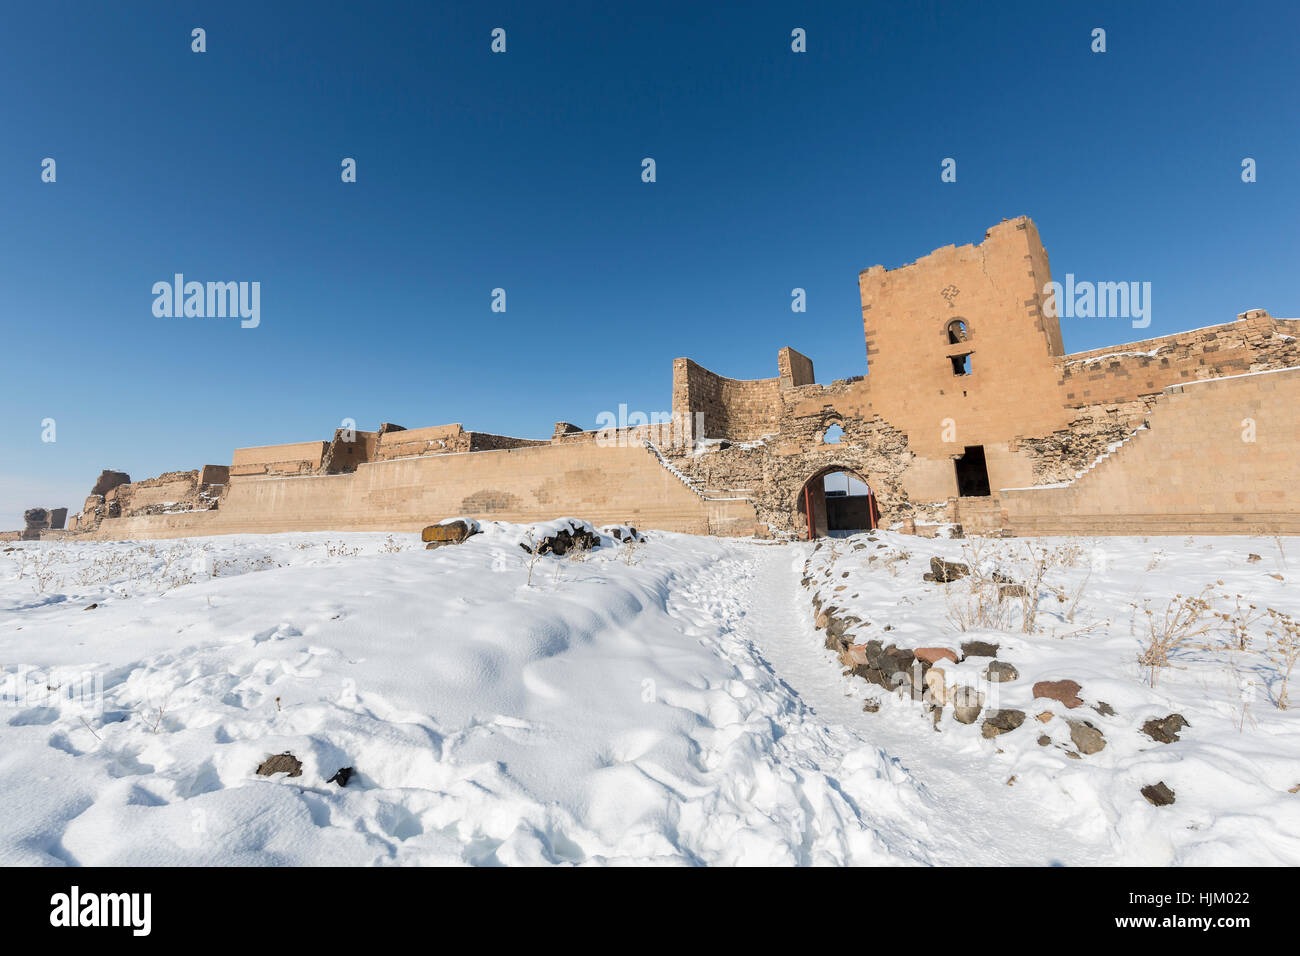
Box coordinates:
[1037,734,1051,746]
[961,640,999,659]
[1141,782,1176,806]
[1093,701,1116,717]
[257,752,303,778]
[327,767,355,787]
[850,641,918,691]
[519,521,601,556]
[1141,713,1190,744]
[981,709,1026,738]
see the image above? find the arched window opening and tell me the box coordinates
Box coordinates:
[822,423,844,444]
[946,319,968,344]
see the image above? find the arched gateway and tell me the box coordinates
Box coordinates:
[794,465,880,540]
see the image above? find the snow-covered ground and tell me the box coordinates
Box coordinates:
[0,524,1296,866]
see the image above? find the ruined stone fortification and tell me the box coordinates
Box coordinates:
[16,217,1299,542]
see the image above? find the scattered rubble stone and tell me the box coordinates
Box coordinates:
[1093,701,1116,717]
[519,520,601,556]
[1068,720,1106,755]
[862,699,880,714]
[1247,553,1262,563]
[1141,782,1176,806]
[423,519,478,549]
[915,647,958,665]
[1141,713,1190,744]
[923,557,970,583]
[1032,679,1084,709]
[981,709,1026,738]
[1036,711,1053,723]
[1037,734,1051,746]
[952,687,984,724]
[984,661,1019,683]
[848,641,917,691]
[257,752,303,778]
[961,640,999,659]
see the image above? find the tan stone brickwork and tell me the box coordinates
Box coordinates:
[25,217,1298,543]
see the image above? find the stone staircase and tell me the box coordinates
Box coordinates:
[642,440,750,502]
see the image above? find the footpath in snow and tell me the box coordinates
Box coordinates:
[0,524,1296,865]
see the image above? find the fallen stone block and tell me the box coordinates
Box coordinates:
[257,752,303,778]
[423,518,480,549]
[1141,781,1176,806]
[1141,713,1189,744]
[1033,679,1084,709]
[980,709,1026,738]
[1068,719,1106,755]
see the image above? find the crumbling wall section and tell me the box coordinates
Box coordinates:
[672,358,781,442]
[1059,311,1300,407]
[1015,397,1158,485]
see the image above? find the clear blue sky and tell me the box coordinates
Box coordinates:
[3,1,1297,529]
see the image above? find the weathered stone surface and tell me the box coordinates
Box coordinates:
[1141,713,1189,744]
[1068,720,1106,755]
[914,646,958,665]
[423,520,475,544]
[257,752,303,778]
[984,661,1019,683]
[1033,679,1084,709]
[90,470,131,497]
[998,583,1029,600]
[981,709,1026,738]
[1141,782,1176,806]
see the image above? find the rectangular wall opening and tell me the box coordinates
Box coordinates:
[954,445,990,497]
